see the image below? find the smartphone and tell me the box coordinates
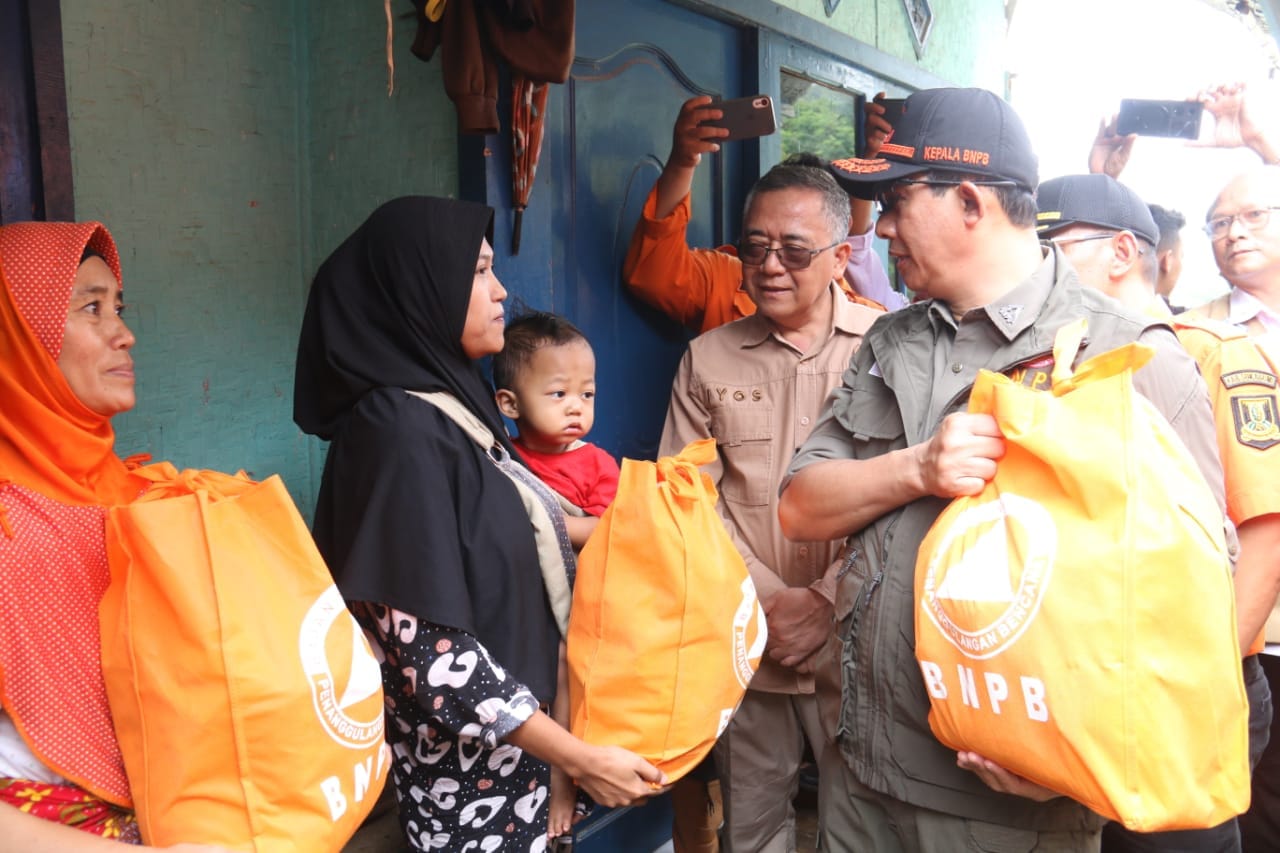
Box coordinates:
[1115,98,1204,139]
[878,97,906,129]
[701,95,778,141]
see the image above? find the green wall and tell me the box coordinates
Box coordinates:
[62,1,459,517]
[774,0,1007,89]
[59,0,1003,518]
[63,1,312,507]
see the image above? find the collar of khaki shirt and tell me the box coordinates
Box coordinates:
[736,281,882,351]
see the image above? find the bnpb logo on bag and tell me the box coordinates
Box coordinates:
[731,577,767,688]
[919,494,1056,661]
[917,494,1057,724]
[300,585,385,749]
[300,585,389,822]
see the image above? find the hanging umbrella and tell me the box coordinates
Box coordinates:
[511,74,549,255]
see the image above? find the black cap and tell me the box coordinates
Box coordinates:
[1035,174,1159,246]
[830,87,1039,200]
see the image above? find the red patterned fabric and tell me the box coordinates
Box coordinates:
[0,222,120,361]
[0,776,139,842]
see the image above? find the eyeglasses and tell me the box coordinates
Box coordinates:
[1049,232,1118,248]
[875,178,1018,214]
[1204,207,1280,240]
[737,239,841,270]
[1049,230,1147,256]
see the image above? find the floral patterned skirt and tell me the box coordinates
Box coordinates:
[0,777,141,843]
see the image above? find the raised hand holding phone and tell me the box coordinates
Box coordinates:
[698,94,777,141]
[1087,115,1136,179]
[670,95,729,169]
[1195,81,1280,163]
[653,95,730,221]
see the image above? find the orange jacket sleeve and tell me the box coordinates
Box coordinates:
[621,185,755,334]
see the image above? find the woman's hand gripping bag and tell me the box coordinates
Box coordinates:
[914,320,1249,832]
[99,464,389,852]
[567,438,767,781]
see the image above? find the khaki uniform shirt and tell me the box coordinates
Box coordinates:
[659,282,882,694]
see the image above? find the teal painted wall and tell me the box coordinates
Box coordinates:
[771,0,1007,89]
[62,1,315,510]
[58,0,1001,518]
[61,1,459,517]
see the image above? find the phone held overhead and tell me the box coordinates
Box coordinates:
[877,97,906,130]
[699,95,777,141]
[1116,98,1204,139]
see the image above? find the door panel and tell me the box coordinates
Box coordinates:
[505,0,751,462]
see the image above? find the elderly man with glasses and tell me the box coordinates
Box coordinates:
[658,158,884,853]
[1186,167,1280,345]
[777,87,1221,853]
[1183,165,1280,853]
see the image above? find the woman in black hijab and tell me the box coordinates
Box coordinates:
[294,197,663,851]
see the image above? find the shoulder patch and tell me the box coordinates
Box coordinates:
[1232,393,1280,450]
[1222,369,1278,390]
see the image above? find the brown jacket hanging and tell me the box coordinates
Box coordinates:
[410,0,575,134]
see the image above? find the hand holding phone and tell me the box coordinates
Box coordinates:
[1116,98,1204,139]
[877,98,906,130]
[864,95,906,158]
[699,95,778,142]
[670,95,729,170]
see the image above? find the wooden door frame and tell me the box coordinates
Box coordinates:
[0,0,73,223]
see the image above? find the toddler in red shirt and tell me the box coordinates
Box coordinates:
[494,310,621,841]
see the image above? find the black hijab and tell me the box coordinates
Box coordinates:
[293,196,558,699]
[293,195,509,450]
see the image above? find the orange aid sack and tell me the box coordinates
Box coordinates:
[100,464,389,851]
[567,438,766,781]
[914,320,1249,832]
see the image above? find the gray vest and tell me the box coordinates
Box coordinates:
[832,263,1164,830]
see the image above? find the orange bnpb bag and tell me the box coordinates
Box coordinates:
[567,438,766,781]
[100,464,389,851]
[914,320,1249,832]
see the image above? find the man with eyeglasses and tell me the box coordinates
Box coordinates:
[1185,167,1280,345]
[1084,82,1280,341]
[658,159,883,853]
[1184,167,1280,853]
[1037,172,1279,853]
[622,96,905,338]
[777,87,1221,853]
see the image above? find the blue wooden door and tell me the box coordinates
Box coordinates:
[488,0,752,463]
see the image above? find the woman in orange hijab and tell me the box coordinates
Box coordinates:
[0,221,231,851]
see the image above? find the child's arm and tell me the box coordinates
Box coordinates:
[548,640,578,839]
[564,513,599,549]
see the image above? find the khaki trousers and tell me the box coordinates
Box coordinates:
[713,689,826,853]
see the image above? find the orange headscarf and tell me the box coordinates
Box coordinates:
[0,221,144,808]
[0,221,141,505]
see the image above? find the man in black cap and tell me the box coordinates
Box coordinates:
[777,87,1223,852]
[1038,172,1280,853]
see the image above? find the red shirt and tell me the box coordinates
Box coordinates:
[513,440,620,517]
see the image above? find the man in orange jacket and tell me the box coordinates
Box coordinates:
[623,96,905,336]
